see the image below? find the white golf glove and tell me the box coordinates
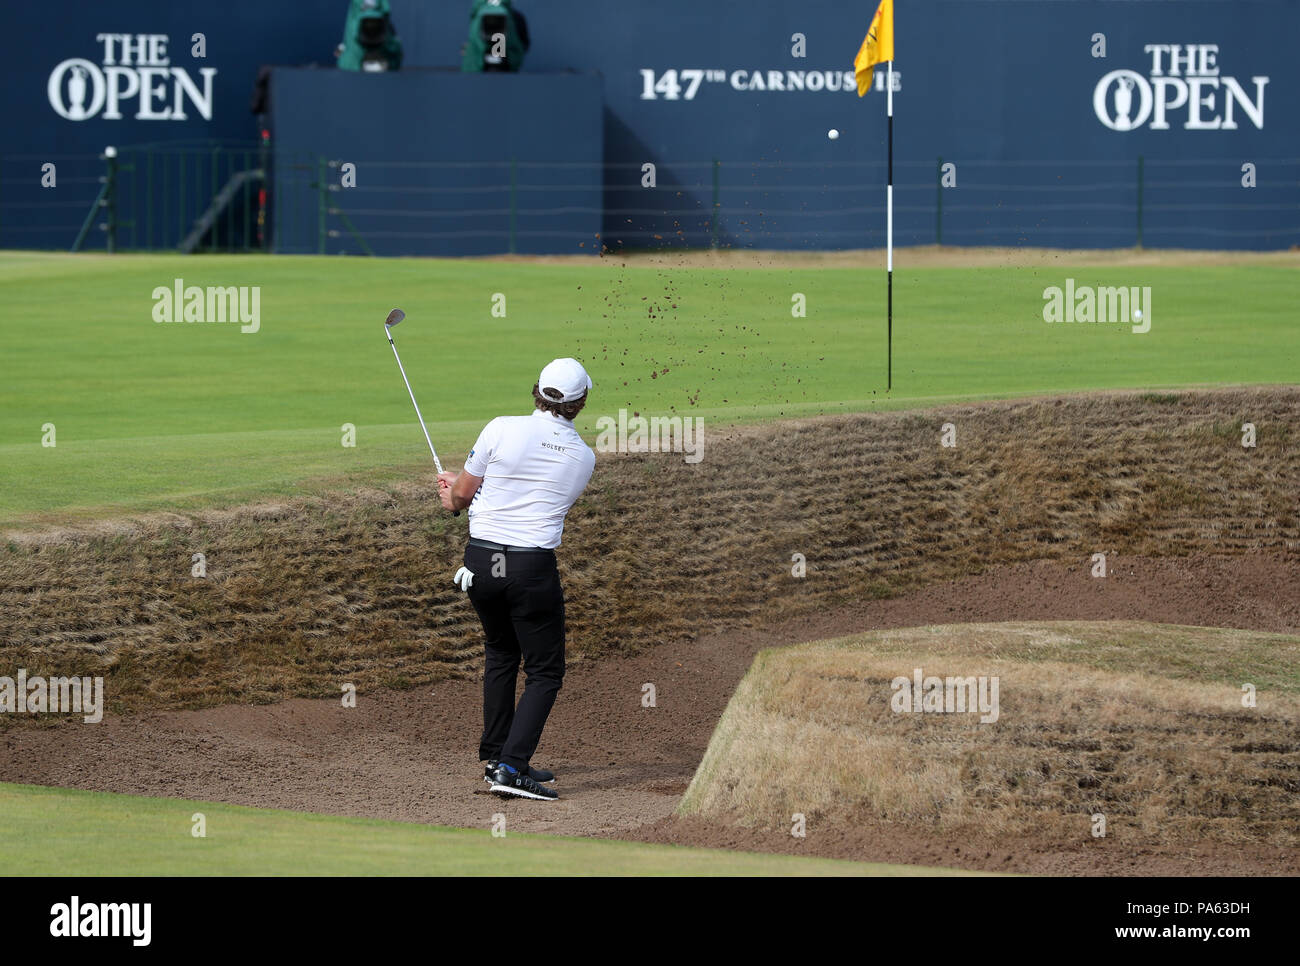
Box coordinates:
[453,566,475,592]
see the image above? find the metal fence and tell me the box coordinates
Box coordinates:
[95,140,272,253]
[2,148,1296,254]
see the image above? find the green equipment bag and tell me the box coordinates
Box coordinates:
[462,0,527,72]
[338,0,403,72]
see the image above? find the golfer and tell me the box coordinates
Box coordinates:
[438,358,596,801]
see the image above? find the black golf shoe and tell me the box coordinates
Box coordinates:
[488,763,559,801]
[483,760,554,784]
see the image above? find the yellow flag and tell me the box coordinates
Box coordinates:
[854,0,894,96]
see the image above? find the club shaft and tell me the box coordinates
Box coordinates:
[387,333,444,474]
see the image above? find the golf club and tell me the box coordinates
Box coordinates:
[384,308,459,516]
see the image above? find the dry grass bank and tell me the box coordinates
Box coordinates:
[1,388,1297,716]
[678,621,1300,848]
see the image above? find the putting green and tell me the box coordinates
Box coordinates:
[1,251,1295,523]
[0,782,973,876]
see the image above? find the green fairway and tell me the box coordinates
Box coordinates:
[0,782,964,876]
[2,251,1296,523]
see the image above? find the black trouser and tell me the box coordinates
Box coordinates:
[464,543,566,772]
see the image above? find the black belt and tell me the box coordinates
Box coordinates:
[467,538,553,553]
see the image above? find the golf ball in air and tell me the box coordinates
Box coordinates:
[1134,309,1143,321]
[828,129,840,140]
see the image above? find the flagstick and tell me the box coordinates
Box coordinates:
[886,59,894,391]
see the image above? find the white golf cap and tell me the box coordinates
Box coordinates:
[538,358,593,403]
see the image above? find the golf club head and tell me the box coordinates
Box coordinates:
[385,308,405,328]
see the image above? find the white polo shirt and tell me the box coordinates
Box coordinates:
[463,410,596,549]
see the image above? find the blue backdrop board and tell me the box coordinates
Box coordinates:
[268,69,603,256]
[1,1,1294,252]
